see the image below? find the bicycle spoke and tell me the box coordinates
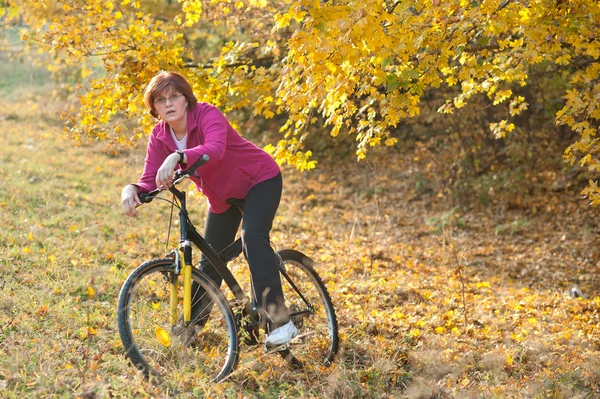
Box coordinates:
[279,254,338,368]
[118,260,239,384]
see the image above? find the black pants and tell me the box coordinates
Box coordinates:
[192,173,288,331]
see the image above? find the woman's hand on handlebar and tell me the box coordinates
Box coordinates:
[155,153,180,189]
[123,154,206,217]
[121,184,141,217]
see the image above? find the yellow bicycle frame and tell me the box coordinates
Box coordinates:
[183,257,192,324]
[170,249,193,326]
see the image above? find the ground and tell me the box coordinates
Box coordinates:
[0,81,599,398]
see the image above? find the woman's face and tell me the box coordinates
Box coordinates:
[154,89,188,125]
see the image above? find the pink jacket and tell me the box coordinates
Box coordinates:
[135,102,280,213]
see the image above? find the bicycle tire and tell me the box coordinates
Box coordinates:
[117,258,239,383]
[278,249,339,367]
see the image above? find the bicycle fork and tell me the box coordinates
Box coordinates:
[174,191,194,327]
[169,243,194,327]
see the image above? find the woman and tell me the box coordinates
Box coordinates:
[121,71,297,349]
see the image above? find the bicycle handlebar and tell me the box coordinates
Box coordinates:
[138,154,210,204]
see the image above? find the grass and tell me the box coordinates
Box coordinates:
[1,53,600,398]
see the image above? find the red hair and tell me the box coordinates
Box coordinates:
[144,71,197,119]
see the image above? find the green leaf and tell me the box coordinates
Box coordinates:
[386,74,399,92]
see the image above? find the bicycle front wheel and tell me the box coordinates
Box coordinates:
[117,258,239,383]
[278,249,339,367]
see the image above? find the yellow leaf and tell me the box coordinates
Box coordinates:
[155,326,171,347]
[392,311,406,320]
[28,232,34,241]
[556,54,571,66]
[87,286,95,299]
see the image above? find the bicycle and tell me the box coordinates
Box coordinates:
[116,154,339,383]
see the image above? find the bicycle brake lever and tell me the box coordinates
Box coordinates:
[171,154,210,184]
[136,155,209,205]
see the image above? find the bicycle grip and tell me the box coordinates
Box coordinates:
[186,154,210,175]
[138,191,157,204]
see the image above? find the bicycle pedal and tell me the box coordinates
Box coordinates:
[263,331,313,354]
[264,343,288,354]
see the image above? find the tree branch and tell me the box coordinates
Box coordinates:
[183,56,275,70]
[386,1,402,14]
[84,45,137,57]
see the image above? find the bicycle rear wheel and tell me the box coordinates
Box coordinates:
[278,249,339,367]
[117,258,239,383]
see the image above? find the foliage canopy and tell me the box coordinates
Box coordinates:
[4,0,600,204]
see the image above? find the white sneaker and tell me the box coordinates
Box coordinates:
[264,320,298,350]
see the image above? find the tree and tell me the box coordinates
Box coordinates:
[5,0,600,204]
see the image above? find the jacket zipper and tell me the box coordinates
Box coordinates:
[200,177,222,200]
